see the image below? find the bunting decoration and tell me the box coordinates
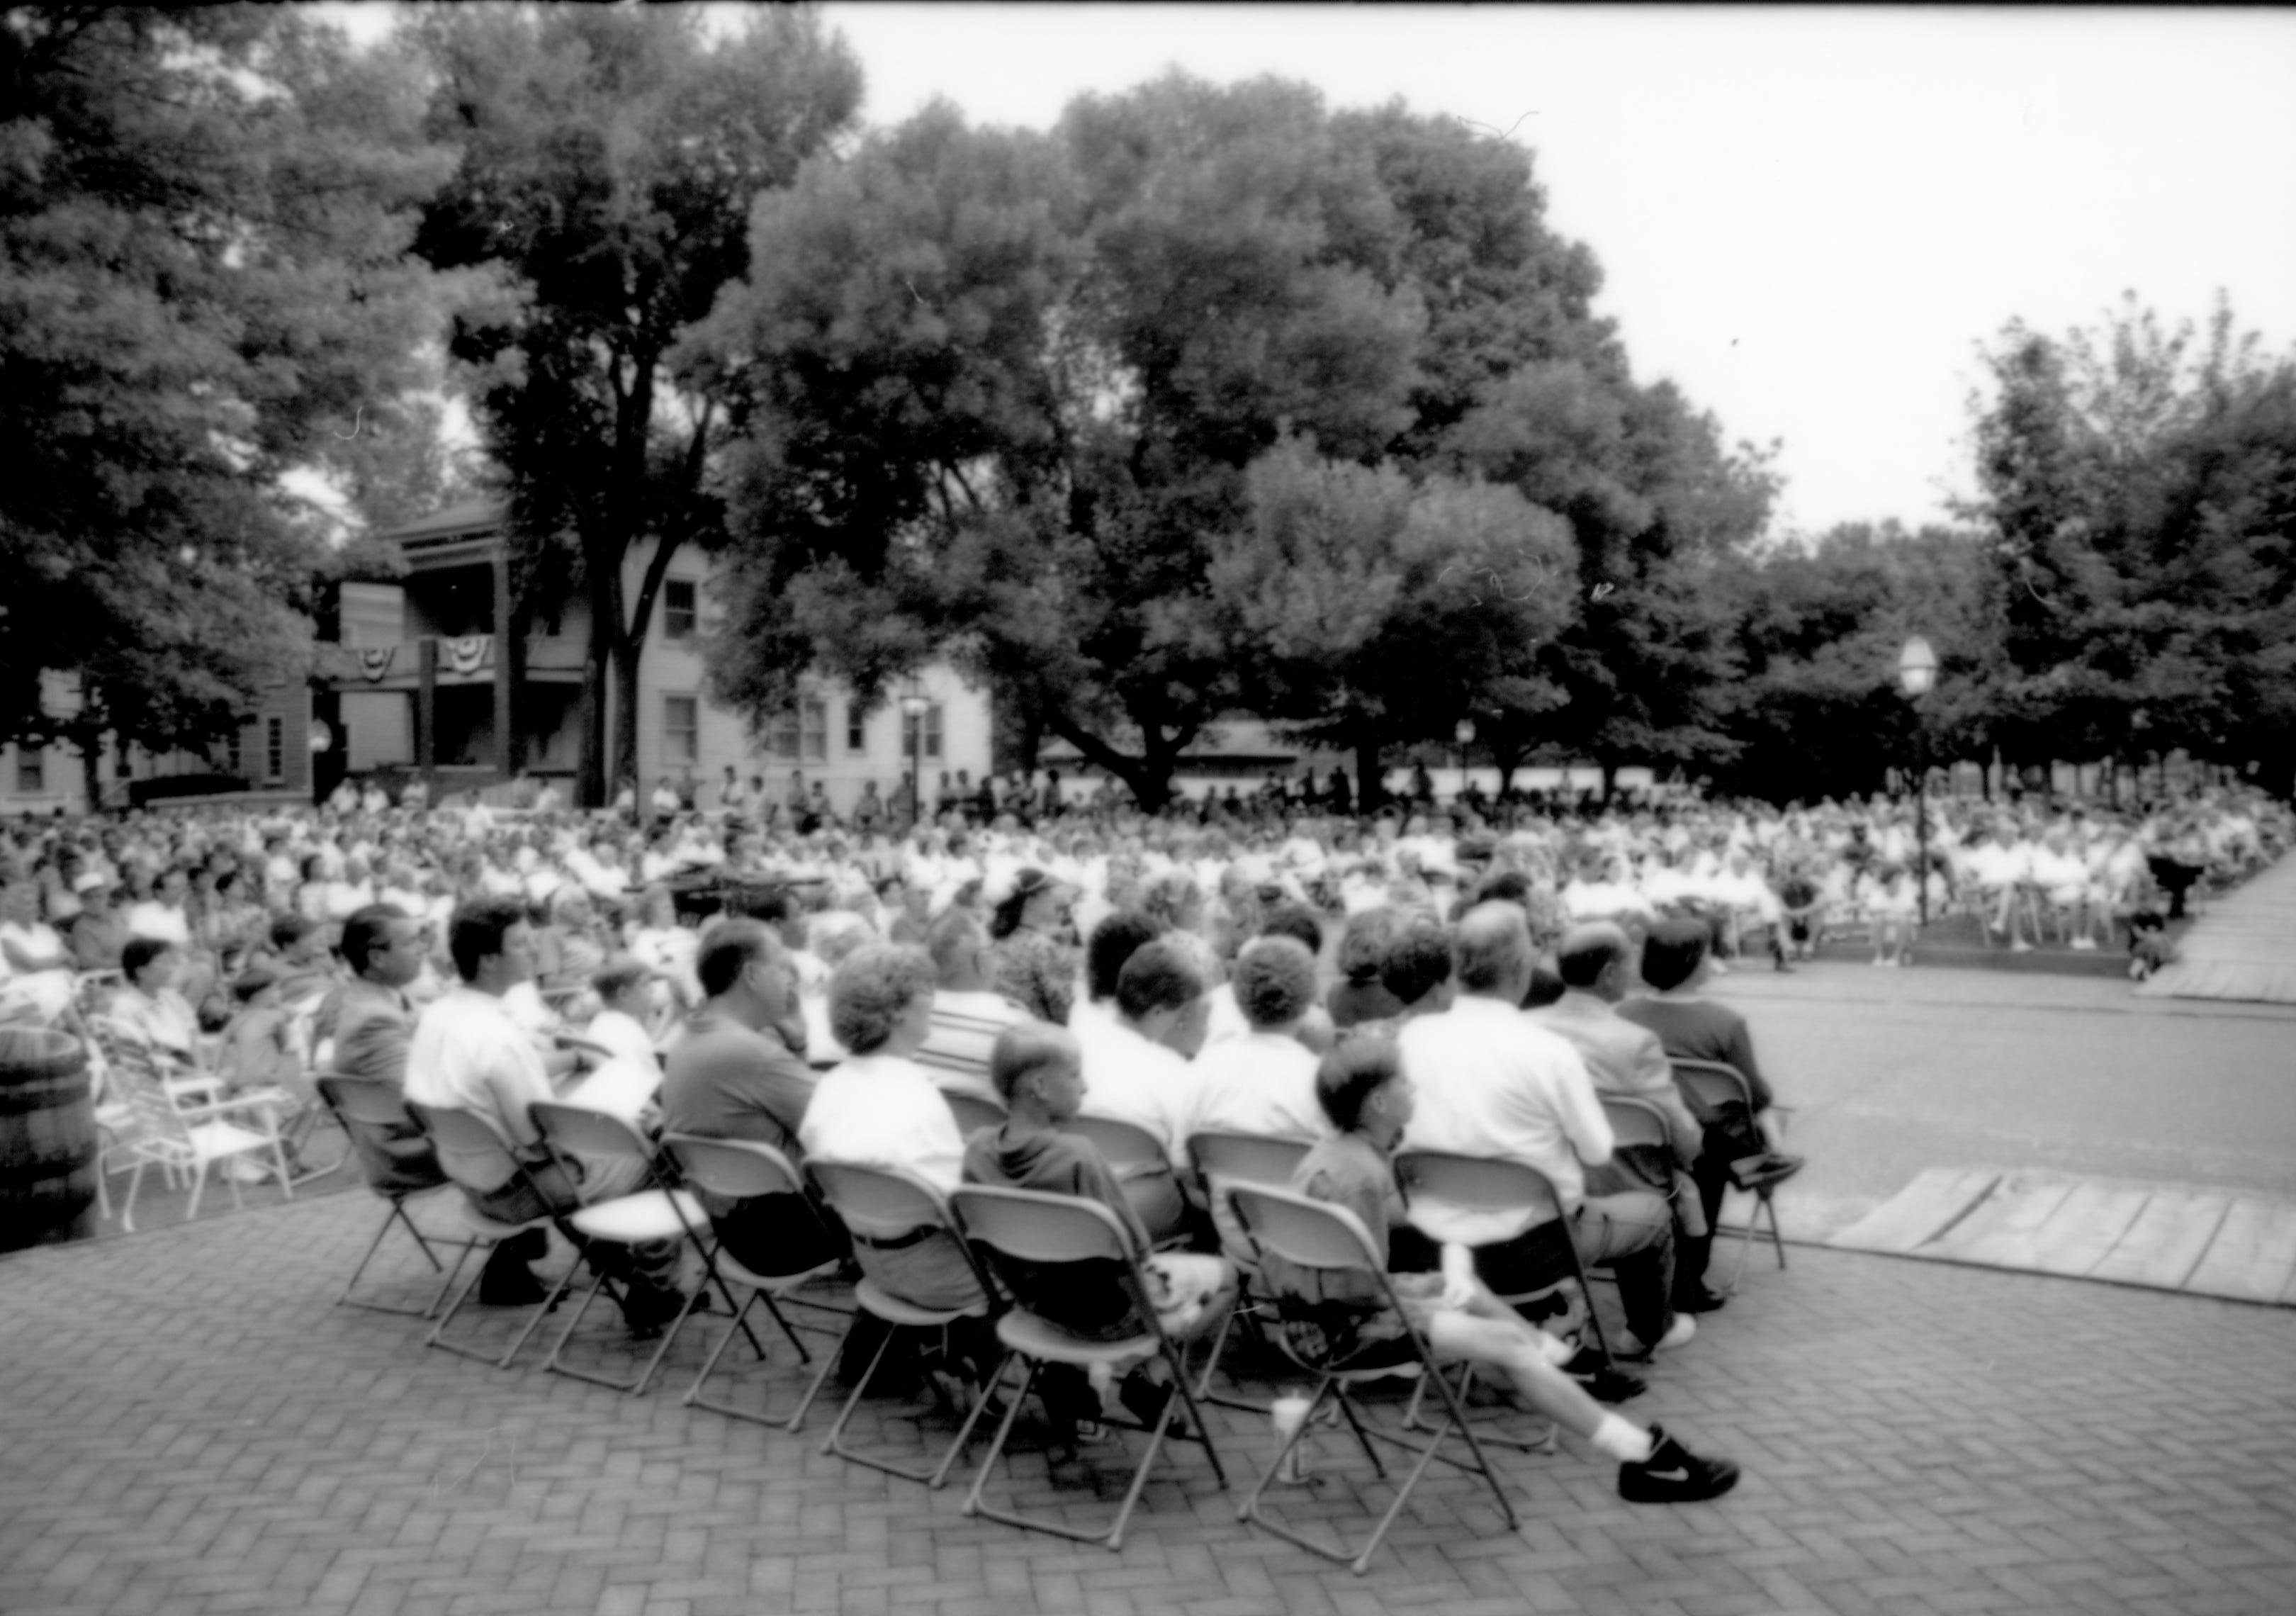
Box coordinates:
[445,635,493,676]
[357,647,396,683]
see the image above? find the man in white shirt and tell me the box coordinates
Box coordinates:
[1400,903,1689,1360]
[405,896,692,1328]
[1964,821,2039,951]
[1076,933,1212,1246]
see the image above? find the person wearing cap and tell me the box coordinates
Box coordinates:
[583,956,667,1073]
[987,866,1077,1026]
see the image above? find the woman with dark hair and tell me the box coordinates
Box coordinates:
[988,867,1077,1025]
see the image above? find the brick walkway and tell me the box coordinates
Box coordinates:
[4,1189,2293,1616]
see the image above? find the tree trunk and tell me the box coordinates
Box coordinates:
[77,728,103,814]
[1354,731,1383,814]
[576,600,613,808]
[611,632,643,808]
[1490,744,1527,800]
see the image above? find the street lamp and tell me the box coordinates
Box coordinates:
[1897,636,1937,926]
[1453,719,1475,807]
[899,685,930,824]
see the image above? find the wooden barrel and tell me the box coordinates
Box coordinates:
[0,1027,98,1252]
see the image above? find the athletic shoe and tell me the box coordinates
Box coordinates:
[1616,1315,1696,1362]
[1671,1285,1731,1315]
[1619,1425,1741,1504]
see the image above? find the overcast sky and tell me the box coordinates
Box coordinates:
[321,3,2296,541]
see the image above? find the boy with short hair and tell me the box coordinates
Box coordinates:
[1271,1036,1740,1504]
[962,1022,1234,1430]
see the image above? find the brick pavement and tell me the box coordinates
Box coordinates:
[4,1188,2294,1616]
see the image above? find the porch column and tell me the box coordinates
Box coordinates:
[493,546,514,784]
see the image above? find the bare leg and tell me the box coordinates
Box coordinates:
[1423,1308,1615,1444]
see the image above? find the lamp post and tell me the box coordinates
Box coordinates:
[1897,636,1937,926]
[899,686,929,824]
[1453,718,1475,806]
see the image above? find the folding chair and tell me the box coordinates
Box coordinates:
[527,1101,753,1396]
[940,1089,1006,1138]
[952,1184,1229,1551]
[1393,1147,1612,1367]
[1185,1130,1315,1409]
[804,1159,1001,1488]
[658,1133,854,1428]
[1669,1058,1793,1286]
[1060,1113,1187,1248]
[315,1074,471,1318]
[103,1033,293,1232]
[405,1100,565,1369]
[1226,1183,1518,1576]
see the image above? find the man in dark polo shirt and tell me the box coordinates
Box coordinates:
[658,919,842,1274]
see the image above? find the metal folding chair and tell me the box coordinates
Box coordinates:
[1060,1112,1187,1247]
[952,1184,1229,1551]
[940,1089,1006,1138]
[405,1100,563,1369]
[315,1074,470,1317]
[527,1101,756,1396]
[1184,1130,1315,1408]
[1226,1183,1518,1576]
[804,1159,1001,1488]
[1669,1058,1792,1286]
[658,1133,854,1428]
[1394,1147,1612,1364]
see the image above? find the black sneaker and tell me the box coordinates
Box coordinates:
[1619,1425,1740,1504]
[1672,1285,1731,1315]
[477,1272,548,1307]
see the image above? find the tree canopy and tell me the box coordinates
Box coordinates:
[1,5,452,779]
[410,0,862,802]
[1963,294,2296,795]
[699,76,1774,807]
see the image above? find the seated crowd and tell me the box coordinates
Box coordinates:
[0,776,2280,1516]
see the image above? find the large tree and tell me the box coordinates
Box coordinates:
[702,78,1694,808]
[409,1,862,804]
[1198,437,1575,800]
[1964,294,2296,793]
[1716,522,2000,803]
[1,6,453,795]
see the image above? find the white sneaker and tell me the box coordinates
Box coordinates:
[1653,1315,1697,1352]
[2010,940,2035,953]
[225,1158,271,1184]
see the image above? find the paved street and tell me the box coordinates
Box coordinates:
[1705,966,2296,1242]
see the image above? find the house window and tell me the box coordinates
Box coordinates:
[846,704,867,752]
[14,746,44,795]
[903,703,945,762]
[265,717,284,782]
[767,707,799,760]
[225,725,245,778]
[664,695,699,763]
[801,699,828,761]
[663,578,697,641]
